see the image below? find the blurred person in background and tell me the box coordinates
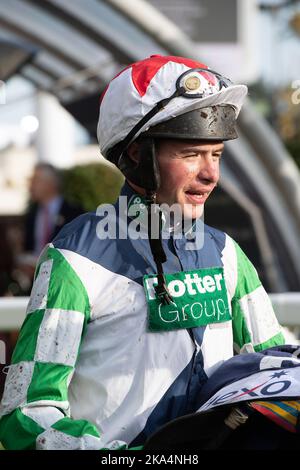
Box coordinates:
[0,231,14,297]
[0,222,27,297]
[16,163,83,294]
[0,165,84,395]
[25,163,83,255]
[0,232,21,397]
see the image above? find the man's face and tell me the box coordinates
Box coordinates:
[29,168,57,203]
[155,139,223,219]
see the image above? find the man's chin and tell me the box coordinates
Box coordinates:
[158,198,204,220]
[182,203,204,220]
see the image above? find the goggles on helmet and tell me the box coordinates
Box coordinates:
[176,67,232,98]
[110,67,232,165]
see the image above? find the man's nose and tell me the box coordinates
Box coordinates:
[197,156,219,183]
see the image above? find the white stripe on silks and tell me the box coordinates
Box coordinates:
[58,248,145,321]
[21,406,65,430]
[36,427,126,450]
[26,259,53,314]
[221,235,238,302]
[72,318,195,445]
[239,285,282,347]
[34,309,84,366]
[239,342,255,354]
[208,235,236,373]
[201,320,234,377]
[260,355,300,371]
[0,361,35,417]
[25,399,70,415]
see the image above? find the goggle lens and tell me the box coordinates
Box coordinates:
[176,67,232,99]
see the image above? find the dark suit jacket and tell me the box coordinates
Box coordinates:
[24,199,84,252]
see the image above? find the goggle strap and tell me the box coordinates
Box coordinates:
[115,88,183,166]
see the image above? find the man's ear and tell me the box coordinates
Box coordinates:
[127,141,140,164]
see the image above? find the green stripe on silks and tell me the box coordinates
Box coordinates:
[46,248,91,322]
[253,331,285,352]
[231,297,252,351]
[0,247,93,450]
[0,408,44,450]
[27,362,73,404]
[11,310,45,364]
[232,240,265,351]
[12,246,91,366]
[233,241,261,300]
[232,297,284,352]
[52,417,101,438]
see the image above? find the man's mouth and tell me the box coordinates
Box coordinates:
[184,189,210,204]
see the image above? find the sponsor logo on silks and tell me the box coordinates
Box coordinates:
[198,368,300,413]
[143,267,231,332]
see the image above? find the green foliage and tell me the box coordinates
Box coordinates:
[61,163,124,211]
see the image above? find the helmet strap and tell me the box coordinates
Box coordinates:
[116,137,160,190]
[116,136,173,304]
[145,189,173,306]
